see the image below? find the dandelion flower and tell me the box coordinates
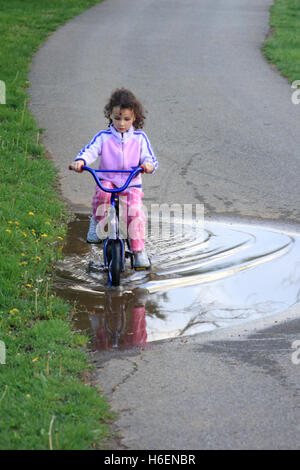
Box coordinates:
[32,357,39,363]
[41,234,47,238]
[26,394,31,398]
[28,211,34,216]
[5,229,11,233]
[9,308,19,314]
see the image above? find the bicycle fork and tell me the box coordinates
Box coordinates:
[103,194,126,281]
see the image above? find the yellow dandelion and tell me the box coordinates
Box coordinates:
[36,256,41,261]
[9,308,19,314]
[8,220,13,224]
[32,357,39,363]
[14,221,19,225]
[5,229,11,233]
[22,232,27,237]
[19,261,28,265]
[21,253,25,257]
[41,234,47,238]
[26,283,32,288]
[26,394,31,398]
[57,236,63,240]
[45,221,51,225]
[28,211,34,216]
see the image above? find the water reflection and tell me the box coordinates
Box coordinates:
[88,290,148,351]
[54,215,300,350]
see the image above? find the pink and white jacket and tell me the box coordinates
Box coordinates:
[75,124,158,189]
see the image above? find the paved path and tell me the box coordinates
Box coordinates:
[95,306,300,450]
[29,0,300,449]
[30,0,300,223]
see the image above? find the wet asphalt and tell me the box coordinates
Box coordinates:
[94,307,300,450]
[29,0,300,450]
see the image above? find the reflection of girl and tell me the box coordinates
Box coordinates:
[122,306,147,348]
[90,294,147,351]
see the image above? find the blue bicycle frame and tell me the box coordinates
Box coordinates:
[81,165,144,285]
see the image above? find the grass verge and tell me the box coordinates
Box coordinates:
[263,0,300,83]
[0,0,113,450]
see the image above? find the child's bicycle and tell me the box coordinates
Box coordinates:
[69,164,149,287]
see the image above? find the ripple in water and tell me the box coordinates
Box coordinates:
[54,215,300,350]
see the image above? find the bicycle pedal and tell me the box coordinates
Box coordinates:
[134,262,152,272]
[88,261,106,272]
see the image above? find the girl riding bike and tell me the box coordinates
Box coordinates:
[69,88,158,268]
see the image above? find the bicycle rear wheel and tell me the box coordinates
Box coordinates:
[107,240,122,286]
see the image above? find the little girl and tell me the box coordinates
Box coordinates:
[69,88,158,268]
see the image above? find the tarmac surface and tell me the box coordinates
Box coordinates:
[29,0,300,449]
[94,306,300,450]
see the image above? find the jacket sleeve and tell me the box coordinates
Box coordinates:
[139,132,158,174]
[75,132,102,166]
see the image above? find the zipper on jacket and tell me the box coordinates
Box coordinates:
[121,140,124,169]
[121,140,124,185]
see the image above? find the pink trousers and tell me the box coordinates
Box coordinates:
[92,181,146,252]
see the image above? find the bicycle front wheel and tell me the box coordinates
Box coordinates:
[107,240,122,286]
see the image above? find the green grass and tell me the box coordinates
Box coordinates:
[263,0,300,82]
[0,0,115,450]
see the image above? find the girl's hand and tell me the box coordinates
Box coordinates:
[69,160,85,172]
[141,162,154,173]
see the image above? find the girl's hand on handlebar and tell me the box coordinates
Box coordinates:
[69,160,85,172]
[140,162,154,173]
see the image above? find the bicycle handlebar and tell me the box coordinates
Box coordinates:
[69,165,144,193]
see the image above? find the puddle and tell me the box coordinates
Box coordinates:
[54,215,300,351]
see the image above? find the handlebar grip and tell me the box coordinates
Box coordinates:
[69,163,84,172]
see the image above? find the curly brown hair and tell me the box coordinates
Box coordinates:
[104,88,146,129]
